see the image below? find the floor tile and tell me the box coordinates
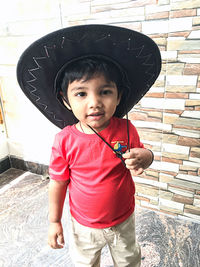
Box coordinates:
[0,170,200,267]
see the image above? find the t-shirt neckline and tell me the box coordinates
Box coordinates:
[70,117,115,139]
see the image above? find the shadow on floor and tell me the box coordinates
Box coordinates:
[0,169,200,267]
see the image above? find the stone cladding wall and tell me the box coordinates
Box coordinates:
[0,0,200,221]
[65,0,200,221]
[128,0,200,222]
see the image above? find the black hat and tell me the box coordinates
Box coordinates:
[17,24,161,129]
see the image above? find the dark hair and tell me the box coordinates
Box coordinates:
[59,56,124,100]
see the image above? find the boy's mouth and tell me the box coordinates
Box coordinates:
[87,112,104,120]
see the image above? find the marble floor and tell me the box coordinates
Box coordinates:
[0,168,200,267]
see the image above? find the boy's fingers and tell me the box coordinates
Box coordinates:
[124,158,138,167]
[122,152,131,159]
[49,241,63,249]
[48,234,64,249]
[58,233,65,246]
[130,168,144,176]
[48,236,57,249]
[135,167,144,175]
[122,149,138,159]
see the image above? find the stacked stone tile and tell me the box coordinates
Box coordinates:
[65,0,200,221]
[122,0,200,221]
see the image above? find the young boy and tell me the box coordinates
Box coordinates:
[48,56,153,266]
[16,25,161,267]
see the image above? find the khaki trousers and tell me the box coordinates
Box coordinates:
[69,213,141,267]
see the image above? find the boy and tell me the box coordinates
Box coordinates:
[48,56,153,266]
[17,25,161,267]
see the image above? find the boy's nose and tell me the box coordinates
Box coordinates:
[88,94,102,108]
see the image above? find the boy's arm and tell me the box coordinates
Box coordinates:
[48,179,69,249]
[122,148,154,176]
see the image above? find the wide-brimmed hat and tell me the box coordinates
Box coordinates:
[17,24,161,129]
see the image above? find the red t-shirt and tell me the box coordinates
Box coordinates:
[49,117,144,228]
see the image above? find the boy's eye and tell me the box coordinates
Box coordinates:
[75,92,86,97]
[101,89,113,95]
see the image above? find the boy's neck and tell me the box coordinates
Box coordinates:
[77,120,110,134]
[76,122,93,134]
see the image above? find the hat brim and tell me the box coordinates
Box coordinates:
[17,24,161,129]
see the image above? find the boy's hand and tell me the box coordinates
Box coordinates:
[122,148,153,176]
[48,222,65,249]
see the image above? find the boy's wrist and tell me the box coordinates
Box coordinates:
[49,215,62,224]
[49,221,62,224]
[147,149,154,165]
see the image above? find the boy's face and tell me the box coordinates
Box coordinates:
[64,74,121,132]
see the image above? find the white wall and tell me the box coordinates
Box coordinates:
[0,78,9,160]
[1,70,59,164]
[0,132,9,159]
[0,0,63,164]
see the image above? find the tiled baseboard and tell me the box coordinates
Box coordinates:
[0,156,49,175]
[0,156,11,174]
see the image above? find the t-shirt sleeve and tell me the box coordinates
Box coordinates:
[49,134,70,181]
[129,121,144,148]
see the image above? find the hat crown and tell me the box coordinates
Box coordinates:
[17,25,161,129]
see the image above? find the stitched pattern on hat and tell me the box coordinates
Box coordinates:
[44,45,57,58]
[25,32,158,128]
[130,44,155,89]
[96,34,155,88]
[26,55,64,124]
[60,33,88,46]
[27,57,47,108]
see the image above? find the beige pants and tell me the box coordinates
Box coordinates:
[69,213,141,267]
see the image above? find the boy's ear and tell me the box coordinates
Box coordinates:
[117,92,122,106]
[63,99,72,110]
[60,91,72,110]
